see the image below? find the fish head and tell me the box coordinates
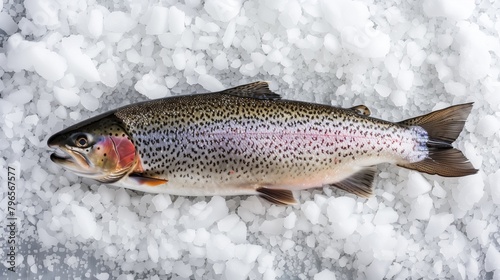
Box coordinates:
[47,114,137,183]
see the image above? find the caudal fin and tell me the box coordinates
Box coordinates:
[398,103,478,177]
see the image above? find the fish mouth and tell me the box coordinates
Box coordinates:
[50,149,72,163]
[49,146,96,176]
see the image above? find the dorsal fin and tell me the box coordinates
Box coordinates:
[220,81,281,100]
[350,105,371,116]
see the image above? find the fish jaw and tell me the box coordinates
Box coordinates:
[48,132,94,175]
[49,145,101,178]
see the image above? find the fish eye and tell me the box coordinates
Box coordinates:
[75,135,88,147]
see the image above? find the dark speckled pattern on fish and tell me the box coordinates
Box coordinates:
[113,89,427,195]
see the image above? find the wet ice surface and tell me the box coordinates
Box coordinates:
[1,0,500,279]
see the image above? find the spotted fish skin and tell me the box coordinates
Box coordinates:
[116,92,422,191]
[48,82,477,205]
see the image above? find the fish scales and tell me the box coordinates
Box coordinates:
[114,92,424,195]
[47,82,477,205]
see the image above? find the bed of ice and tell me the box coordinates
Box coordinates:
[1,0,500,279]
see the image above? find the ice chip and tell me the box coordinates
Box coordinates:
[217,214,240,232]
[444,82,466,97]
[71,204,97,239]
[320,0,370,30]
[241,35,258,53]
[146,7,169,35]
[485,246,500,272]
[0,12,18,35]
[324,33,341,55]
[409,194,433,220]
[98,60,118,88]
[198,74,225,91]
[206,234,235,261]
[80,93,99,111]
[172,261,193,278]
[169,7,185,35]
[204,0,243,22]
[59,36,100,82]
[31,46,67,81]
[423,0,475,20]
[301,201,321,225]
[425,213,454,238]
[397,69,414,91]
[53,86,80,107]
[278,0,301,28]
[475,115,500,137]
[104,12,137,33]
[225,259,253,280]
[283,212,297,229]
[406,172,432,198]
[5,88,33,105]
[147,237,159,263]
[25,0,60,26]
[151,194,172,211]
[453,174,484,211]
[373,207,399,225]
[327,197,356,223]
[314,269,337,280]
[213,53,229,70]
[374,84,391,97]
[135,72,171,99]
[88,9,104,38]
[465,219,486,240]
[37,225,59,247]
[222,20,236,48]
[259,219,284,235]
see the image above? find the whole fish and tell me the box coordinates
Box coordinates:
[47,82,477,205]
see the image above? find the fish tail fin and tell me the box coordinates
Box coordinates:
[397,103,478,177]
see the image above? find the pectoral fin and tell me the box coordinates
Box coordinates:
[332,167,376,198]
[128,173,168,187]
[256,187,297,205]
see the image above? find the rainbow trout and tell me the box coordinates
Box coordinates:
[47,82,477,205]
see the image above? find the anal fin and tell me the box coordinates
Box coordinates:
[129,173,168,187]
[256,187,297,206]
[332,167,376,198]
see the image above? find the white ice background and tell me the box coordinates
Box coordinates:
[1,0,500,279]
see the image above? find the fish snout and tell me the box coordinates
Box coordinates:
[47,132,73,164]
[47,132,64,148]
